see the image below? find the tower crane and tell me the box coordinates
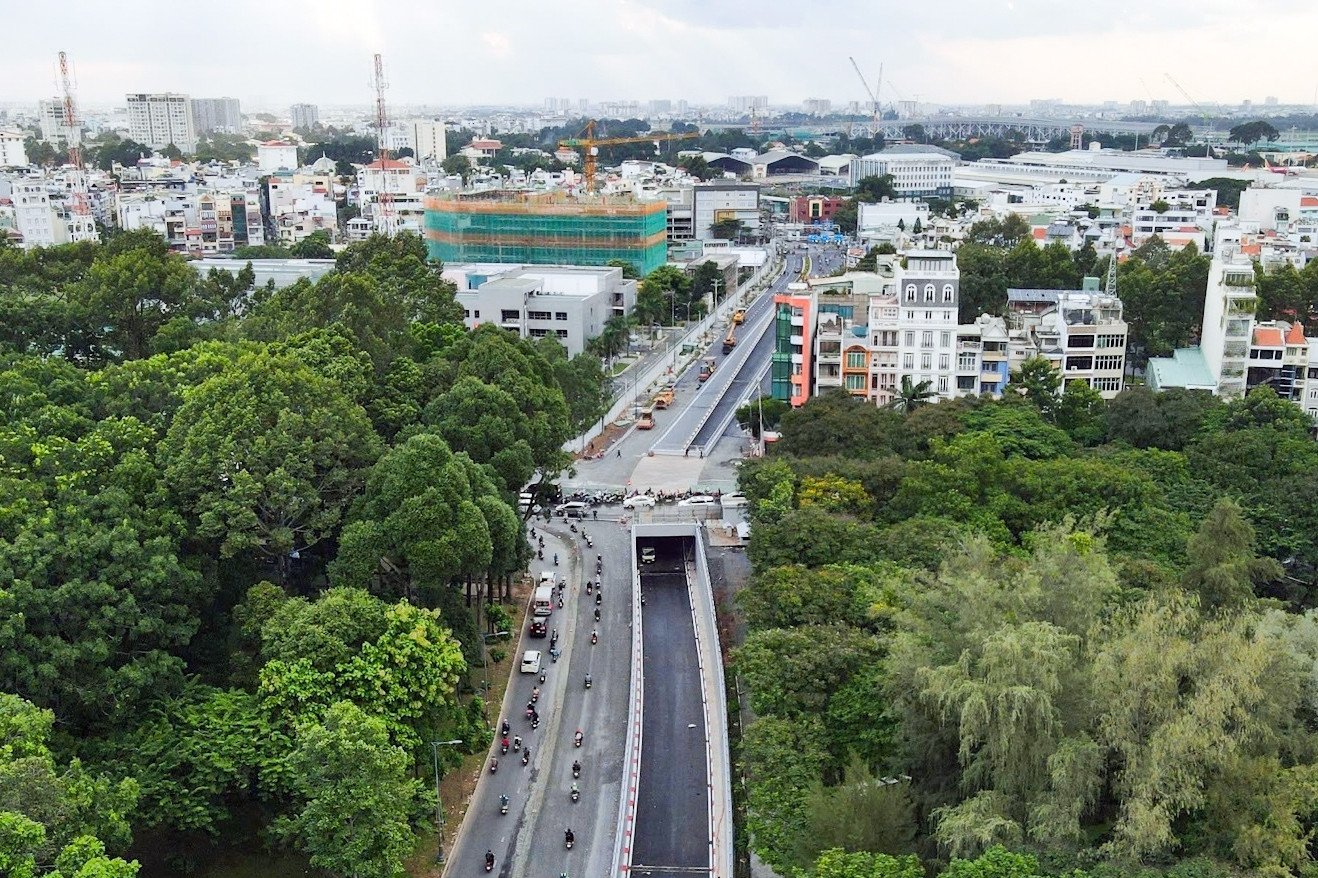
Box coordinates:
[849,57,883,134]
[1164,73,1216,146]
[558,121,699,192]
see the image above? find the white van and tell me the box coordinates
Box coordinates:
[520,650,542,674]
[532,585,554,616]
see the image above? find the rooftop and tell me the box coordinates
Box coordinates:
[1147,347,1216,391]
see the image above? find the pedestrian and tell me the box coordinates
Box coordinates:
[593,509,598,521]
[616,449,622,458]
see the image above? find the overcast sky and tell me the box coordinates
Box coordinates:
[6,0,1318,111]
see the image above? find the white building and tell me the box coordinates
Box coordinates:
[894,250,962,399]
[257,141,300,173]
[0,130,28,168]
[8,180,95,248]
[126,93,197,154]
[850,145,956,198]
[858,200,930,236]
[443,263,638,356]
[191,97,241,135]
[1007,289,1128,397]
[290,103,319,130]
[409,120,447,162]
[267,171,339,244]
[355,158,428,236]
[37,99,81,148]
[692,182,761,240]
[803,99,832,115]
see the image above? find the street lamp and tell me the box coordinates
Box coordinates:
[431,738,464,864]
[479,630,510,720]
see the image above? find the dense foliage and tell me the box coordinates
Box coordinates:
[0,231,607,875]
[737,387,1318,878]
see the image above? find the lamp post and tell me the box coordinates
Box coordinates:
[479,630,510,720]
[431,738,464,864]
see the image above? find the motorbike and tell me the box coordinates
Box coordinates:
[585,537,593,548]
[586,581,592,595]
[557,595,564,608]
[550,647,560,662]
[500,720,510,737]
[522,747,530,766]
[565,830,575,850]
[513,735,522,751]
[537,548,544,560]
[485,851,495,872]
[569,523,577,533]
[570,785,580,803]
[584,674,592,689]
[596,561,602,575]
[539,670,547,684]
[572,760,581,778]
[525,705,534,720]
[590,629,598,645]
[531,688,539,703]
[554,553,559,566]
[500,736,509,754]
[532,715,540,729]
[574,729,584,747]
[490,758,498,773]
[595,592,602,607]
[594,608,600,623]
[499,795,509,815]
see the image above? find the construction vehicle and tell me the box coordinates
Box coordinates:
[558,121,699,193]
[722,324,737,354]
[653,388,675,409]
[732,308,747,325]
[698,358,716,382]
[636,408,655,430]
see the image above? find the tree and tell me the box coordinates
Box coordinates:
[691,260,725,306]
[710,217,744,240]
[1228,120,1280,148]
[605,258,640,280]
[735,394,789,438]
[778,390,910,458]
[965,215,1030,248]
[586,313,633,359]
[955,244,1008,320]
[855,175,897,202]
[678,154,715,181]
[807,846,922,878]
[1149,199,1171,214]
[635,264,694,325]
[832,199,859,234]
[737,564,883,631]
[158,350,382,572]
[1005,356,1062,418]
[1054,379,1108,445]
[290,230,334,259]
[888,376,936,414]
[1181,499,1282,609]
[441,154,472,181]
[278,701,425,878]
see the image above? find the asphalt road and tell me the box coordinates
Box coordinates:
[632,539,710,877]
[445,518,634,878]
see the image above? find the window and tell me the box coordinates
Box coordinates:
[462,309,471,318]
[904,331,914,346]
[939,354,949,370]
[903,353,913,369]
[793,362,803,375]
[529,328,549,337]
[556,329,568,338]
[527,310,552,320]
[845,374,866,391]
[920,353,931,370]
[1093,377,1122,392]
[940,332,951,347]
[924,283,935,302]
[937,377,948,392]
[905,284,916,302]
[1095,354,1122,371]
[942,283,954,302]
[1097,334,1125,348]
[1068,334,1096,349]
[846,351,866,368]
[922,331,933,348]
[555,312,569,321]
[501,309,520,322]
[472,310,480,319]
[1066,356,1093,371]
[925,311,933,320]
[958,353,977,369]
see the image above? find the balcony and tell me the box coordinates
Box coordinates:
[790,314,805,327]
[790,334,804,346]
[817,351,841,364]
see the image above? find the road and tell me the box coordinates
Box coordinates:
[648,254,802,455]
[632,540,709,877]
[444,518,633,878]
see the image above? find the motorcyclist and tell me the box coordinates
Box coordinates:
[485,850,494,870]
[565,828,575,846]
[522,746,531,764]
[553,552,559,565]
[513,734,522,750]
[500,719,510,737]
[584,673,592,688]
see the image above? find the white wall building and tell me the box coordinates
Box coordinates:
[692,182,760,240]
[858,200,930,235]
[37,99,81,148]
[191,97,241,134]
[356,158,427,236]
[257,141,300,172]
[409,120,447,162]
[0,130,28,167]
[895,250,961,399]
[126,93,197,154]
[851,145,956,198]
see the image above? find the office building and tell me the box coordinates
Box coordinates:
[424,191,668,276]
[410,119,447,162]
[37,99,81,148]
[693,182,760,240]
[290,103,320,129]
[191,97,241,134]
[126,93,197,154]
[850,146,957,198]
[443,263,637,357]
[789,195,846,224]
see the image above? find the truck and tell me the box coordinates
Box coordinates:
[722,324,737,354]
[636,408,655,430]
[698,357,716,382]
[653,388,675,409]
[732,308,747,325]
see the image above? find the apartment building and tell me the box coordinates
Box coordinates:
[266,171,338,244]
[356,158,428,236]
[771,285,815,407]
[37,99,81,148]
[191,97,241,135]
[290,103,319,130]
[9,180,96,248]
[896,250,962,399]
[1007,289,1128,397]
[410,120,447,162]
[115,188,263,254]
[693,182,761,240]
[126,93,197,154]
[0,130,27,168]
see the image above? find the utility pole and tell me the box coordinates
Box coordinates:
[431,739,464,863]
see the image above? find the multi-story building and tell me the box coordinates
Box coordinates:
[442,263,637,356]
[0,130,28,167]
[771,285,815,407]
[9,180,96,248]
[37,99,81,148]
[290,103,320,130]
[693,182,760,240]
[126,93,197,154]
[729,96,769,114]
[410,120,447,162]
[266,170,338,244]
[423,191,668,277]
[191,97,241,135]
[803,99,832,116]
[850,146,956,198]
[115,188,263,254]
[895,250,961,399]
[257,141,300,173]
[790,195,845,224]
[1007,288,1127,397]
[1199,248,1259,399]
[356,158,428,237]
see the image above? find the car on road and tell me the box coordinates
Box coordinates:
[529,619,547,638]
[679,494,717,507]
[555,501,588,518]
[623,494,656,509]
[639,545,656,564]
[520,650,542,674]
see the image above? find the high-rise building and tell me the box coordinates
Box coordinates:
[290,103,320,129]
[803,98,832,116]
[410,119,447,162]
[37,99,81,148]
[728,96,768,114]
[649,99,672,115]
[126,93,197,153]
[423,191,668,276]
[191,97,241,134]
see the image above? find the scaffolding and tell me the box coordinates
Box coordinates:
[424,191,668,276]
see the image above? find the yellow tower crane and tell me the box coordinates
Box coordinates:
[559,121,699,192]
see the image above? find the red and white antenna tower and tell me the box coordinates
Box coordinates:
[57,51,95,240]
[58,51,83,174]
[370,53,395,234]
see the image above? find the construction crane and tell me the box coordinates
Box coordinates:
[370,53,395,234]
[849,57,883,134]
[1164,73,1216,147]
[558,120,698,192]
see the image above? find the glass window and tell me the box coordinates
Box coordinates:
[924,284,935,302]
[845,374,866,390]
[920,353,931,370]
[903,353,913,369]
[904,284,916,302]
[942,284,954,302]
[939,354,949,370]
[904,331,914,346]
[846,351,866,368]
[941,332,951,347]
[922,331,933,348]
[555,312,569,321]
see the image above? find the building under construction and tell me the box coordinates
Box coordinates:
[423,191,668,276]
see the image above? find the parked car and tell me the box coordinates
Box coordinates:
[679,494,717,507]
[520,650,542,674]
[623,494,656,509]
[555,501,588,518]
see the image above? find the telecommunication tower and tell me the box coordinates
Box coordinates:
[57,51,97,241]
[370,53,395,234]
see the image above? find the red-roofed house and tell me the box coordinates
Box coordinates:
[461,138,502,160]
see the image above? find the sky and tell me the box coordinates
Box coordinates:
[5,0,1318,111]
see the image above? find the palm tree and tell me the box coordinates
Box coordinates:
[888,376,936,414]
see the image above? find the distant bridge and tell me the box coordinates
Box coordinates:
[705,117,1185,142]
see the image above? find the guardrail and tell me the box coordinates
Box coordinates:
[611,526,645,878]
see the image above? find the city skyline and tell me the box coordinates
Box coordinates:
[3,0,1318,111]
